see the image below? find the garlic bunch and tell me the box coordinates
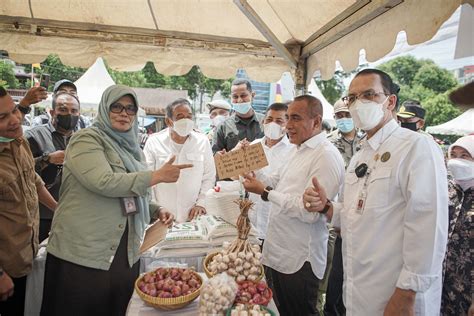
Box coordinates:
[230,304,272,316]
[199,273,238,316]
[207,241,262,282]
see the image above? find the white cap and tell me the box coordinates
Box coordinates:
[206,100,231,111]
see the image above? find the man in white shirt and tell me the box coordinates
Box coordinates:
[243,95,345,315]
[144,98,216,223]
[303,69,448,315]
[247,102,294,241]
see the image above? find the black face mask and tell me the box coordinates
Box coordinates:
[56,114,79,131]
[400,121,418,132]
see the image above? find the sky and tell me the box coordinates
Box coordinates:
[368,5,473,71]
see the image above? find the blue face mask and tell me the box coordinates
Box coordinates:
[336,118,354,133]
[231,102,252,115]
[0,136,15,143]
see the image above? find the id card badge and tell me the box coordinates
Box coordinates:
[356,190,367,215]
[121,197,139,216]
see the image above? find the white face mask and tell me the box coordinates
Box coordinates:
[172,118,194,137]
[448,158,474,181]
[212,115,227,127]
[349,97,388,131]
[263,122,285,140]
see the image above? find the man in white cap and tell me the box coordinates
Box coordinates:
[206,100,231,143]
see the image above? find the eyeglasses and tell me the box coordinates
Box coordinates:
[342,91,388,106]
[110,103,138,115]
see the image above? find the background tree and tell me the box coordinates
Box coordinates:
[378,55,461,128]
[24,55,85,91]
[423,92,461,127]
[412,63,458,94]
[315,70,346,104]
[0,60,19,88]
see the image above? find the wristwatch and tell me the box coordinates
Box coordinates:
[18,105,31,115]
[41,152,50,163]
[321,199,332,214]
[261,186,273,202]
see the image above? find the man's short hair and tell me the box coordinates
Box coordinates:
[293,95,323,118]
[166,98,191,118]
[0,86,7,97]
[265,102,288,114]
[231,78,252,92]
[355,68,400,108]
[52,92,80,109]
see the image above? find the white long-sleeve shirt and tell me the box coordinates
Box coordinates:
[332,120,448,315]
[248,136,294,239]
[143,129,216,223]
[259,132,345,278]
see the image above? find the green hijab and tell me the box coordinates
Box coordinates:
[92,84,150,241]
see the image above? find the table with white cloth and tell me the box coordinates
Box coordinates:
[126,273,279,316]
[25,245,229,315]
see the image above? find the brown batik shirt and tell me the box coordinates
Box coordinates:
[0,137,42,278]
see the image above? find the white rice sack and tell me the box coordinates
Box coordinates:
[158,221,209,249]
[200,215,236,238]
[205,183,241,225]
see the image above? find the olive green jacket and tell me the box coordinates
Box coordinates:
[47,129,159,270]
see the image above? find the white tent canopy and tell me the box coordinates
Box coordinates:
[426,108,474,136]
[0,0,468,85]
[74,57,115,109]
[307,79,335,125]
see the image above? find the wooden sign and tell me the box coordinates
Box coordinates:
[214,142,268,179]
[139,220,168,254]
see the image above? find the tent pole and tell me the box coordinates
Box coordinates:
[233,0,297,69]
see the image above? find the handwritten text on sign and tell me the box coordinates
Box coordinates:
[214,143,269,179]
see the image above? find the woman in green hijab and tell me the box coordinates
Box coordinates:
[41,85,192,316]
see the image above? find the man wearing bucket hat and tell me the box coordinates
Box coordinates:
[206,100,231,143]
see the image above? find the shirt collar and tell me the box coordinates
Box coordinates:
[233,112,259,124]
[300,131,326,150]
[366,119,399,151]
[0,137,23,153]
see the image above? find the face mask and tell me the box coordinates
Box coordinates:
[0,136,15,143]
[172,118,194,137]
[335,118,354,133]
[232,102,252,115]
[56,114,79,131]
[212,115,227,127]
[400,121,419,132]
[264,122,285,140]
[349,97,387,131]
[447,158,474,181]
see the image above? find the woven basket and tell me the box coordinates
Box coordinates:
[203,251,264,281]
[134,271,203,310]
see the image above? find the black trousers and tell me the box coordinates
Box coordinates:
[39,218,52,243]
[324,235,346,316]
[40,227,139,316]
[0,275,27,316]
[268,262,320,316]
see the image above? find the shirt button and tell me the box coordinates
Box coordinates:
[110,246,116,251]
[119,224,124,229]
[116,160,121,164]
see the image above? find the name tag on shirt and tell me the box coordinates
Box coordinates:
[121,197,139,216]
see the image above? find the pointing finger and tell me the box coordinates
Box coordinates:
[176,164,193,169]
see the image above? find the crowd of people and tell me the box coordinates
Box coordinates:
[0,68,472,316]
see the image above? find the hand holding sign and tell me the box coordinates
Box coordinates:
[214,143,268,180]
[303,177,328,213]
